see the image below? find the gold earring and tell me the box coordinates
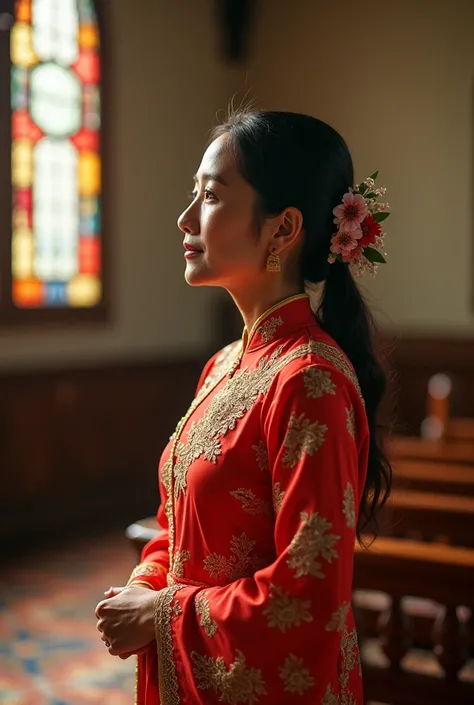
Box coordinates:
[266,249,281,273]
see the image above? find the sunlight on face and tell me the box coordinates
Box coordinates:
[177,134,267,289]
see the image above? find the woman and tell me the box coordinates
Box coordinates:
[95,109,392,704]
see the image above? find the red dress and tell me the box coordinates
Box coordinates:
[128,293,369,705]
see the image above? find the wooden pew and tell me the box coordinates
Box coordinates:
[353,537,474,705]
[392,460,474,497]
[422,373,474,442]
[387,435,474,465]
[379,489,474,547]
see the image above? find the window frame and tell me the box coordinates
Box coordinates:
[0,0,109,326]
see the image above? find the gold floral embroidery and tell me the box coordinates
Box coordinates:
[326,602,350,632]
[282,412,327,468]
[346,406,356,438]
[303,366,336,398]
[287,511,340,579]
[195,593,218,637]
[154,584,186,705]
[191,649,267,704]
[173,549,191,578]
[279,654,315,695]
[128,562,166,583]
[339,625,359,689]
[257,315,284,343]
[172,340,361,498]
[204,533,259,582]
[343,483,356,529]
[252,440,269,472]
[321,685,339,705]
[230,488,270,515]
[263,584,313,632]
[167,340,362,575]
[201,340,243,395]
[272,482,285,515]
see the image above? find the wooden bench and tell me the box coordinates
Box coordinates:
[353,537,474,705]
[387,435,474,465]
[392,459,474,496]
[379,489,474,546]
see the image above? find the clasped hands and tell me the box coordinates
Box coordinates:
[95,585,157,659]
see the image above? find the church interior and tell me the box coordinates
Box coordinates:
[1,0,474,703]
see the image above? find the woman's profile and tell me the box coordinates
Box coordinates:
[96,107,392,705]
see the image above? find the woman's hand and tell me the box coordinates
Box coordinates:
[95,585,156,657]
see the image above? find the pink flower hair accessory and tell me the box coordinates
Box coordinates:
[328,171,390,277]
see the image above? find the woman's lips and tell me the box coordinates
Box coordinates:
[183,242,204,258]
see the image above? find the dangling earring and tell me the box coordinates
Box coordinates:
[266,248,281,273]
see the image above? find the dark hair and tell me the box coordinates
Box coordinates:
[210,109,391,541]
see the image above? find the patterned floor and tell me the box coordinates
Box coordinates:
[0,529,137,705]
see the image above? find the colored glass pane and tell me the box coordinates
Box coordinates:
[73,49,99,84]
[32,0,78,65]
[78,238,100,274]
[79,24,98,49]
[12,109,43,141]
[12,139,33,189]
[12,228,35,280]
[83,84,100,130]
[77,0,96,22]
[34,139,78,282]
[68,274,101,307]
[30,64,82,137]
[13,278,43,307]
[10,0,102,310]
[78,152,100,196]
[16,0,32,23]
[11,22,38,67]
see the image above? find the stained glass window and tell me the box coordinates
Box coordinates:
[9,0,102,310]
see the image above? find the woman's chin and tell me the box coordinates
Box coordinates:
[184,264,213,287]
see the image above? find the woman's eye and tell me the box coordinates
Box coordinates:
[204,189,216,201]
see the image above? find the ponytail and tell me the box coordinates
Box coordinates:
[317,261,392,541]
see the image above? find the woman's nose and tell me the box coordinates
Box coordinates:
[177,208,197,234]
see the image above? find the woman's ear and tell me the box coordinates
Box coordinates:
[270,207,304,253]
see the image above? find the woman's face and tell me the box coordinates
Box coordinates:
[177,134,269,289]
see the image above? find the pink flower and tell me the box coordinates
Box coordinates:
[330,231,359,256]
[342,246,363,264]
[333,192,368,233]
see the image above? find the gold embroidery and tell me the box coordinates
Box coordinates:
[257,315,284,343]
[287,511,340,579]
[154,585,186,705]
[339,625,359,689]
[346,406,356,438]
[263,584,313,632]
[303,366,336,398]
[191,649,267,704]
[282,412,327,468]
[230,488,270,515]
[252,440,269,472]
[204,533,259,582]
[173,549,191,578]
[128,562,166,583]
[200,340,243,396]
[343,483,356,529]
[167,340,362,576]
[321,685,339,705]
[272,482,285,515]
[326,602,350,632]
[173,340,361,498]
[279,654,315,695]
[195,594,218,637]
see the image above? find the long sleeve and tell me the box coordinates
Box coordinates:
[153,364,368,704]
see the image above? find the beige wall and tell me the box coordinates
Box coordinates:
[1,0,473,371]
[243,0,474,334]
[0,0,225,370]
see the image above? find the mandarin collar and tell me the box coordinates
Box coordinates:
[241,293,313,353]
